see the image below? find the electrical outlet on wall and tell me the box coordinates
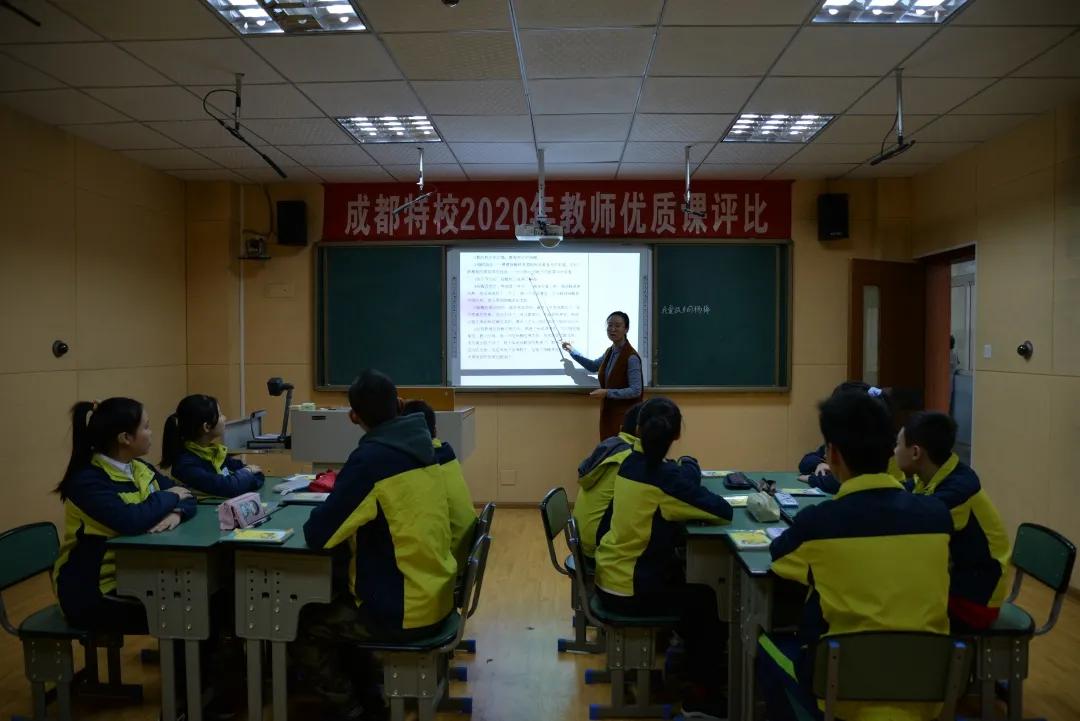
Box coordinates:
[983,344,992,359]
[499,469,517,486]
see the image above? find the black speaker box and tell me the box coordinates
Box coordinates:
[817,193,849,241]
[277,200,307,246]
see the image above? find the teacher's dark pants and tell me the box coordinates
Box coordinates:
[600,396,638,440]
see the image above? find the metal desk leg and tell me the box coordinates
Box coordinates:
[186,639,203,721]
[161,639,178,721]
[728,556,744,721]
[247,639,263,721]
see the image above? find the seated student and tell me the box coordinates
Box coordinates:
[293,370,457,721]
[760,390,953,721]
[594,398,733,721]
[54,398,197,632]
[895,411,1010,631]
[574,401,643,559]
[160,394,264,498]
[401,399,477,568]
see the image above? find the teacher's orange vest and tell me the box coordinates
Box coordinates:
[597,341,643,440]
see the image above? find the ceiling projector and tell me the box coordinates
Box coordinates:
[516,220,563,245]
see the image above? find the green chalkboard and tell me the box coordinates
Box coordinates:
[317,245,444,387]
[654,244,790,388]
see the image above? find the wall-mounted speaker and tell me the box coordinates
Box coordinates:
[817,193,849,241]
[277,200,307,246]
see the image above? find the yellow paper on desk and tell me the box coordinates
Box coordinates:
[701,470,734,478]
[227,528,294,544]
[725,495,749,507]
[727,530,771,549]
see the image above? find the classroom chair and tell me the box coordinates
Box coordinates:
[539,487,604,654]
[0,522,142,721]
[566,517,678,720]
[968,523,1076,721]
[354,533,492,721]
[807,632,971,721]
[454,502,496,669]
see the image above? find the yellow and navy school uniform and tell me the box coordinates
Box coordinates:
[761,473,953,721]
[798,444,908,494]
[433,437,477,569]
[303,413,457,631]
[573,431,636,558]
[595,443,733,597]
[913,454,1010,626]
[171,441,264,499]
[54,454,197,624]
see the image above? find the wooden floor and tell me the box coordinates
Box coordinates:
[2,508,1079,721]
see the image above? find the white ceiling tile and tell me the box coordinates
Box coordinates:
[903,27,1073,79]
[122,39,283,85]
[431,115,533,142]
[622,142,711,163]
[0,1,101,43]
[888,141,976,164]
[4,43,168,87]
[695,164,775,180]
[848,77,994,114]
[382,163,466,181]
[86,85,204,120]
[299,81,423,117]
[51,0,231,40]
[545,163,618,179]
[615,163,684,179]
[534,114,632,141]
[0,88,126,124]
[1014,33,1080,78]
[952,78,1080,115]
[248,35,401,83]
[531,77,641,114]
[463,164,538,179]
[242,118,352,145]
[315,165,397,182]
[847,163,933,178]
[239,166,322,183]
[773,26,935,77]
[952,0,1080,25]
[196,83,321,119]
[541,142,624,163]
[523,29,653,79]
[146,120,244,147]
[61,121,179,150]
[382,32,518,81]
[747,77,877,114]
[360,142,457,165]
[167,168,245,182]
[664,0,815,25]
[517,0,661,28]
[412,80,526,115]
[706,143,801,164]
[0,53,63,90]
[630,113,733,141]
[276,144,373,166]
[790,142,880,164]
[912,114,1034,142]
[195,145,297,170]
[121,148,219,170]
[359,0,510,31]
[771,163,858,179]
[451,142,536,163]
[639,77,758,113]
[813,114,934,144]
[651,27,795,77]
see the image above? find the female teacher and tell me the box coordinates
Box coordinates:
[562,311,644,440]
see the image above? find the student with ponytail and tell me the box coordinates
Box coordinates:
[594,397,732,720]
[54,398,197,632]
[160,394,264,498]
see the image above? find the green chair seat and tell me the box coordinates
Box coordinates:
[589,596,678,627]
[19,604,87,640]
[981,603,1034,636]
[355,612,461,652]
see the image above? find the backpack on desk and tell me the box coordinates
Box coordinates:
[723,472,755,490]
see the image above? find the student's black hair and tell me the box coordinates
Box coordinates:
[58,398,144,500]
[160,394,221,469]
[621,401,645,435]
[831,380,894,416]
[348,369,399,428]
[401,399,436,437]
[902,411,957,466]
[817,390,893,477]
[607,311,630,331]
[637,397,681,469]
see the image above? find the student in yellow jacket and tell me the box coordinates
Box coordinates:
[401,399,477,569]
[595,398,733,720]
[292,370,457,721]
[573,401,643,560]
[760,390,953,721]
[895,411,1010,630]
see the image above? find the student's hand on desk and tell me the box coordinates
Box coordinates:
[163,486,193,501]
[245,464,263,474]
[814,463,831,476]
[589,389,608,398]
[798,474,811,483]
[148,512,181,534]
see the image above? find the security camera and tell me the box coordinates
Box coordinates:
[442,0,460,6]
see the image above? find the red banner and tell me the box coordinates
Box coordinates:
[322,179,792,241]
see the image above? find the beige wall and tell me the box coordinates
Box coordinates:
[913,99,1080,574]
[185,177,914,503]
[0,106,186,532]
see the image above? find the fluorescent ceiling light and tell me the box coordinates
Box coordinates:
[723,113,834,143]
[812,0,967,23]
[206,0,368,35]
[337,115,443,144]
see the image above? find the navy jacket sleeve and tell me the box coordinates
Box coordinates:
[144,461,197,520]
[303,449,377,550]
[931,472,980,510]
[658,462,733,523]
[807,472,841,495]
[173,453,264,498]
[69,468,181,536]
[798,445,826,475]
